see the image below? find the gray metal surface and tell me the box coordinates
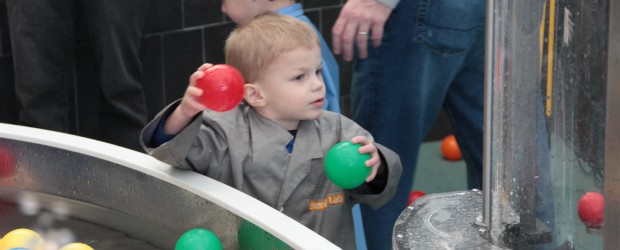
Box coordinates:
[482,0,495,229]
[393,190,503,250]
[0,138,237,249]
[485,0,552,246]
[0,190,163,249]
[604,0,620,248]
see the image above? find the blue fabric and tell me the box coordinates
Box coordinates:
[285,139,295,153]
[277,4,341,113]
[286,130,297,153]
[350,0,486,249]
[153,109,175,146]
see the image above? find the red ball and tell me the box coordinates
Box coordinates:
[0,145,16,178]
[441,135,462,161]
[408,190,426,206]
[196,64,245,112]
[577,192,604,228]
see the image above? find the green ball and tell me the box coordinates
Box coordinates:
[324,141,371,189]
[175,228,222,250]
[238,220,290,250]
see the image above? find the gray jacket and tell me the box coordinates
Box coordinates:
[141,102,402,249]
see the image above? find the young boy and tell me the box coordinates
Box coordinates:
[140,13,401,249]
[221,0,341,113]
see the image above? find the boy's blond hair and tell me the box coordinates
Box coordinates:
[225,12,320,83]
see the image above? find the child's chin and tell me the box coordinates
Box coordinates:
[306,110,323,120]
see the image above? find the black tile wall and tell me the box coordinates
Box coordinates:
[162,29,204,104]
[140,35,166,119]
[321,7,341,60]
[1,2,461,142]
[144,0,183,34]
[0,0,10,56]
[203,22,235,64]
[301,0,344,9]
[0,56,17,124]
[305,9,321,32]
[0,1,354,125]
[338,59,354,117]
[183,0,225,28]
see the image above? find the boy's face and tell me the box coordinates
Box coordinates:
[253,46,325,127]
[221,0,263,25]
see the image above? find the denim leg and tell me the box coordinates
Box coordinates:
[6,0,75,133]
[78,0,149,151]
[351,0,486,249]
[442,30,485,189]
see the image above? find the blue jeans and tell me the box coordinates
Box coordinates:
[350,0,486,249]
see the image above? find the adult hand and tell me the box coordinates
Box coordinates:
[332,0,393,61]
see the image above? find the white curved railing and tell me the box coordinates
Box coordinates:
[0,122,340,249]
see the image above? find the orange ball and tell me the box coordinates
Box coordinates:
[441,135,462,161]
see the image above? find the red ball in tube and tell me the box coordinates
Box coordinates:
[577,191,604,228]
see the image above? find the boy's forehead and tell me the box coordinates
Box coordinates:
[267,46,321,68]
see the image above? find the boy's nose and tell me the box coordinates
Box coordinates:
[312,74,325,89]
[312,76,325,91]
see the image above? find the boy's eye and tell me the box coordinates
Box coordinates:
[294,74,305,81]
[316,68,323,75]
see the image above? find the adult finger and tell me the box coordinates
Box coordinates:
[341,21,360,61]
[370,20,385,48]
[331,17,347,55]
[356,22,372,59]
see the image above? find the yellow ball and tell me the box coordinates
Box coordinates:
[59,242,94,250]
[0,228,45,250]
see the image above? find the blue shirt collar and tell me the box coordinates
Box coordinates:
[276,3,303,18]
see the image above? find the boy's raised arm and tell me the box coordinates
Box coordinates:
[163,64,212,135]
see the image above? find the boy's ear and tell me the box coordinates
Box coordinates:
[244,83,266,107]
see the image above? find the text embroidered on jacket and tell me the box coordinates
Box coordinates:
[308,193,344,211]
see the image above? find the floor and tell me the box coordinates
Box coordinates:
[411,140,468,194]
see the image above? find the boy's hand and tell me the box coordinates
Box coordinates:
[164,64,212,135]
[351,135,382,182]
[179,63,213,117]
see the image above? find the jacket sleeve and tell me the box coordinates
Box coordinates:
[351,143,402,209]
[140,100,230,175]
[140,100,201,170]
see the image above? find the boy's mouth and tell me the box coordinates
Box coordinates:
[311,98,325,107]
